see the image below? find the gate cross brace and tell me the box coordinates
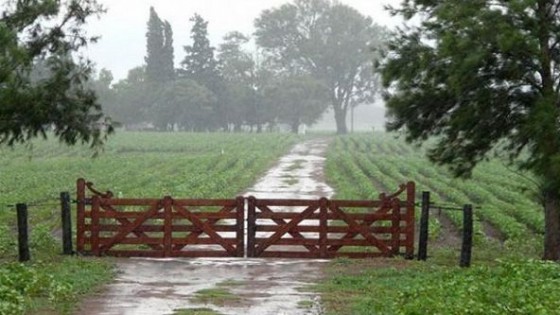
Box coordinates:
[327,200,392,253]
[254,204,318,256]
[328,204,391,255]
[99,200,162,253]
[99,204,164,250]
[171,205,236,251]
[173,203,237,255]
[256,204,320,255]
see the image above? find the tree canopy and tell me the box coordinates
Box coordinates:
[0,0,113,148]
[381,0,560,260]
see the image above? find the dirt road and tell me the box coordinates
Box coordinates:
[76,138,334,315]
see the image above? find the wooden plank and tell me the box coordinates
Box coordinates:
[253,199,320,207]
[252,238,396,247]
[99,237,163,245]
[93,211,237,220]
[319,198,328,258]
[391,199,401,256]
[91,224,237,232]
[255,225,401,234]
[405,181,416,258]
[163,197,173,256]
[104,250,245,258]
[173,199,238,207]
[257,251,324,258]
[173,203,237,255]
[254,204,318,256]
[100,198,161,206]
[171,238,237,246]
[91,196,101,256]
[246,197,256,257]
[255,211,394,221]
[103,250,165,257]
[331,252,387,258]
[236,196,244,257]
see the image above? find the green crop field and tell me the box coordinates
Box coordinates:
[0,132,296,314]
[326,133,544,245]
[0,132,554,315]
[320,133,554,315]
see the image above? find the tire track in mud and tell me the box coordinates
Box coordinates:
[76,137,333,315]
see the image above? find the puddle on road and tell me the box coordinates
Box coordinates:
[76,138,333,315]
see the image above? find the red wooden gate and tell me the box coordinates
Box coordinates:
[76,179,415,258]
[76,179,244,257]
[246,182,415,258]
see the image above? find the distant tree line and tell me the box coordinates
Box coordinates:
[94,0,387,133]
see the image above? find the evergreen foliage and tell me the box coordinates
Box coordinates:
[381,0,560,260]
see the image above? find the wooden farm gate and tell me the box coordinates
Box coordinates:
[76,179,415,258]
[246,182,415,258]
[76,179,244,257]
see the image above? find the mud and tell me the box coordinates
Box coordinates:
[76,138,333,315]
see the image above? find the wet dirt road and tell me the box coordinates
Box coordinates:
[76,138,334,315]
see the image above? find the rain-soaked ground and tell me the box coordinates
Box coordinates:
[76,138,334,315]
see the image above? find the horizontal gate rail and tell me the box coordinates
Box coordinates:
[77,178,415,259]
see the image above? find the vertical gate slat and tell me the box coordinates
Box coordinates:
[163,197,173,257]
[246,197,256,258]
[91,196,100,256]
[391,198,401,256]
[76,178,86,253]
[236,196,245,257]
[319,198,328,258]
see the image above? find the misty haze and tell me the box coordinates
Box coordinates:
[2,1,554,314]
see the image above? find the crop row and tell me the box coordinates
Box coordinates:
[325,134,544,244]
[0,132,297,229]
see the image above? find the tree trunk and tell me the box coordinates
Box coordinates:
[291,122,299,134]
[334,106,348,134]
[544,189,560,260]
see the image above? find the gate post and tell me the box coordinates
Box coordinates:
[60,192,73,255]
[16,203,30,262]
[246,196,257,258]
[236,196,245,257]
[460,204,473,267]
[418,191,430,261]
[405,182,416,259]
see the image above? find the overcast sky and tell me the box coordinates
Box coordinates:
[84,0,402,81]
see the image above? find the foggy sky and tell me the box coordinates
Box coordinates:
[84,0,402,81]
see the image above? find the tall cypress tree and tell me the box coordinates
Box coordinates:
[181,14,218,84]
[145,7,174,84]
[162,21,175,81]
[181,14,223,129]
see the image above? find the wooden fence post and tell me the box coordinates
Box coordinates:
[16,203,30,262]
[460,204,473,267]
[418,191,430,261]
[60,192,73,255]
